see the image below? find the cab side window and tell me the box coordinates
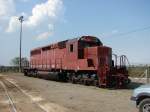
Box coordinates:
[70,44,73,52]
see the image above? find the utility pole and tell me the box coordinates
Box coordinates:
[18,16,24,72]
[146,65,150,84]
[148,66,150,83]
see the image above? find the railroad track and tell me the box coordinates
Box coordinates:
[0,75,69,112]
[0,80,17,112]
[0,76,46,112]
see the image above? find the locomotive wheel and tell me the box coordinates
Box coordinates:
[71,77,78,84]
[93,80,99,87]
[72,78,76,84]
[83,80,89,86]
[24,70,28,76]
[79,79,84,85]
[33,71,38,78]
[27,70,32,77]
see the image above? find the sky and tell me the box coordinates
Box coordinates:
[0,0,150,65]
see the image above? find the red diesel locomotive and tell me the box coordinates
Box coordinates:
[24,36,130,88]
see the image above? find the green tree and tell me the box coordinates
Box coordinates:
[10,57,29,67]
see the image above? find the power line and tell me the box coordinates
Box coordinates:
[104,26,150,38]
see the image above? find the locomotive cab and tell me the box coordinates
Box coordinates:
[78,36,102,59]
[76,36,129,87]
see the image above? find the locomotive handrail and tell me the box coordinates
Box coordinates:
[112,54,130,68]
[119,55,131,67]
[112,54,118,67]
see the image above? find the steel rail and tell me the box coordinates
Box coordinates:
[0,81,17,112]
[5,78,48,112]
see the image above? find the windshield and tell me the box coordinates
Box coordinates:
[79,41,100,48]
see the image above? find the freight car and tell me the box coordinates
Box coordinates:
[24,36,130,88]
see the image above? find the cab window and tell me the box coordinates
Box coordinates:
[70,44,73,52]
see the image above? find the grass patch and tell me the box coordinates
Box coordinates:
[128,66,150,77]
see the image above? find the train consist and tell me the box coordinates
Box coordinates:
[24,36,130,88]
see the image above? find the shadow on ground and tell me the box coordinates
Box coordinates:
[107,81,144,90]
[126,81,144,90]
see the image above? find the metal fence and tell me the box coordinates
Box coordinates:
[128,66,150,77]
[0,66,20,73]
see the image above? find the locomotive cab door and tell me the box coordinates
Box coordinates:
[66,40,78,69]
[78,41,84,59]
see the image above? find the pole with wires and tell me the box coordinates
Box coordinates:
[147,66,150,83]
[18,16,24,72]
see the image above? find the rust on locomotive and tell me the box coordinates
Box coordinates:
[24,36,130,88]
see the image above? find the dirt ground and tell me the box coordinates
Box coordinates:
[0,73,141,112]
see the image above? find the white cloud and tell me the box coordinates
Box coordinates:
[6,0,63,40]
[36,31,52,40]
[5,16,20,32]
[25,0,63,27]
[6,12,29,32]
[0,0,15,19]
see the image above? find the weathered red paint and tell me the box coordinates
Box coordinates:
[27,36,129,88]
